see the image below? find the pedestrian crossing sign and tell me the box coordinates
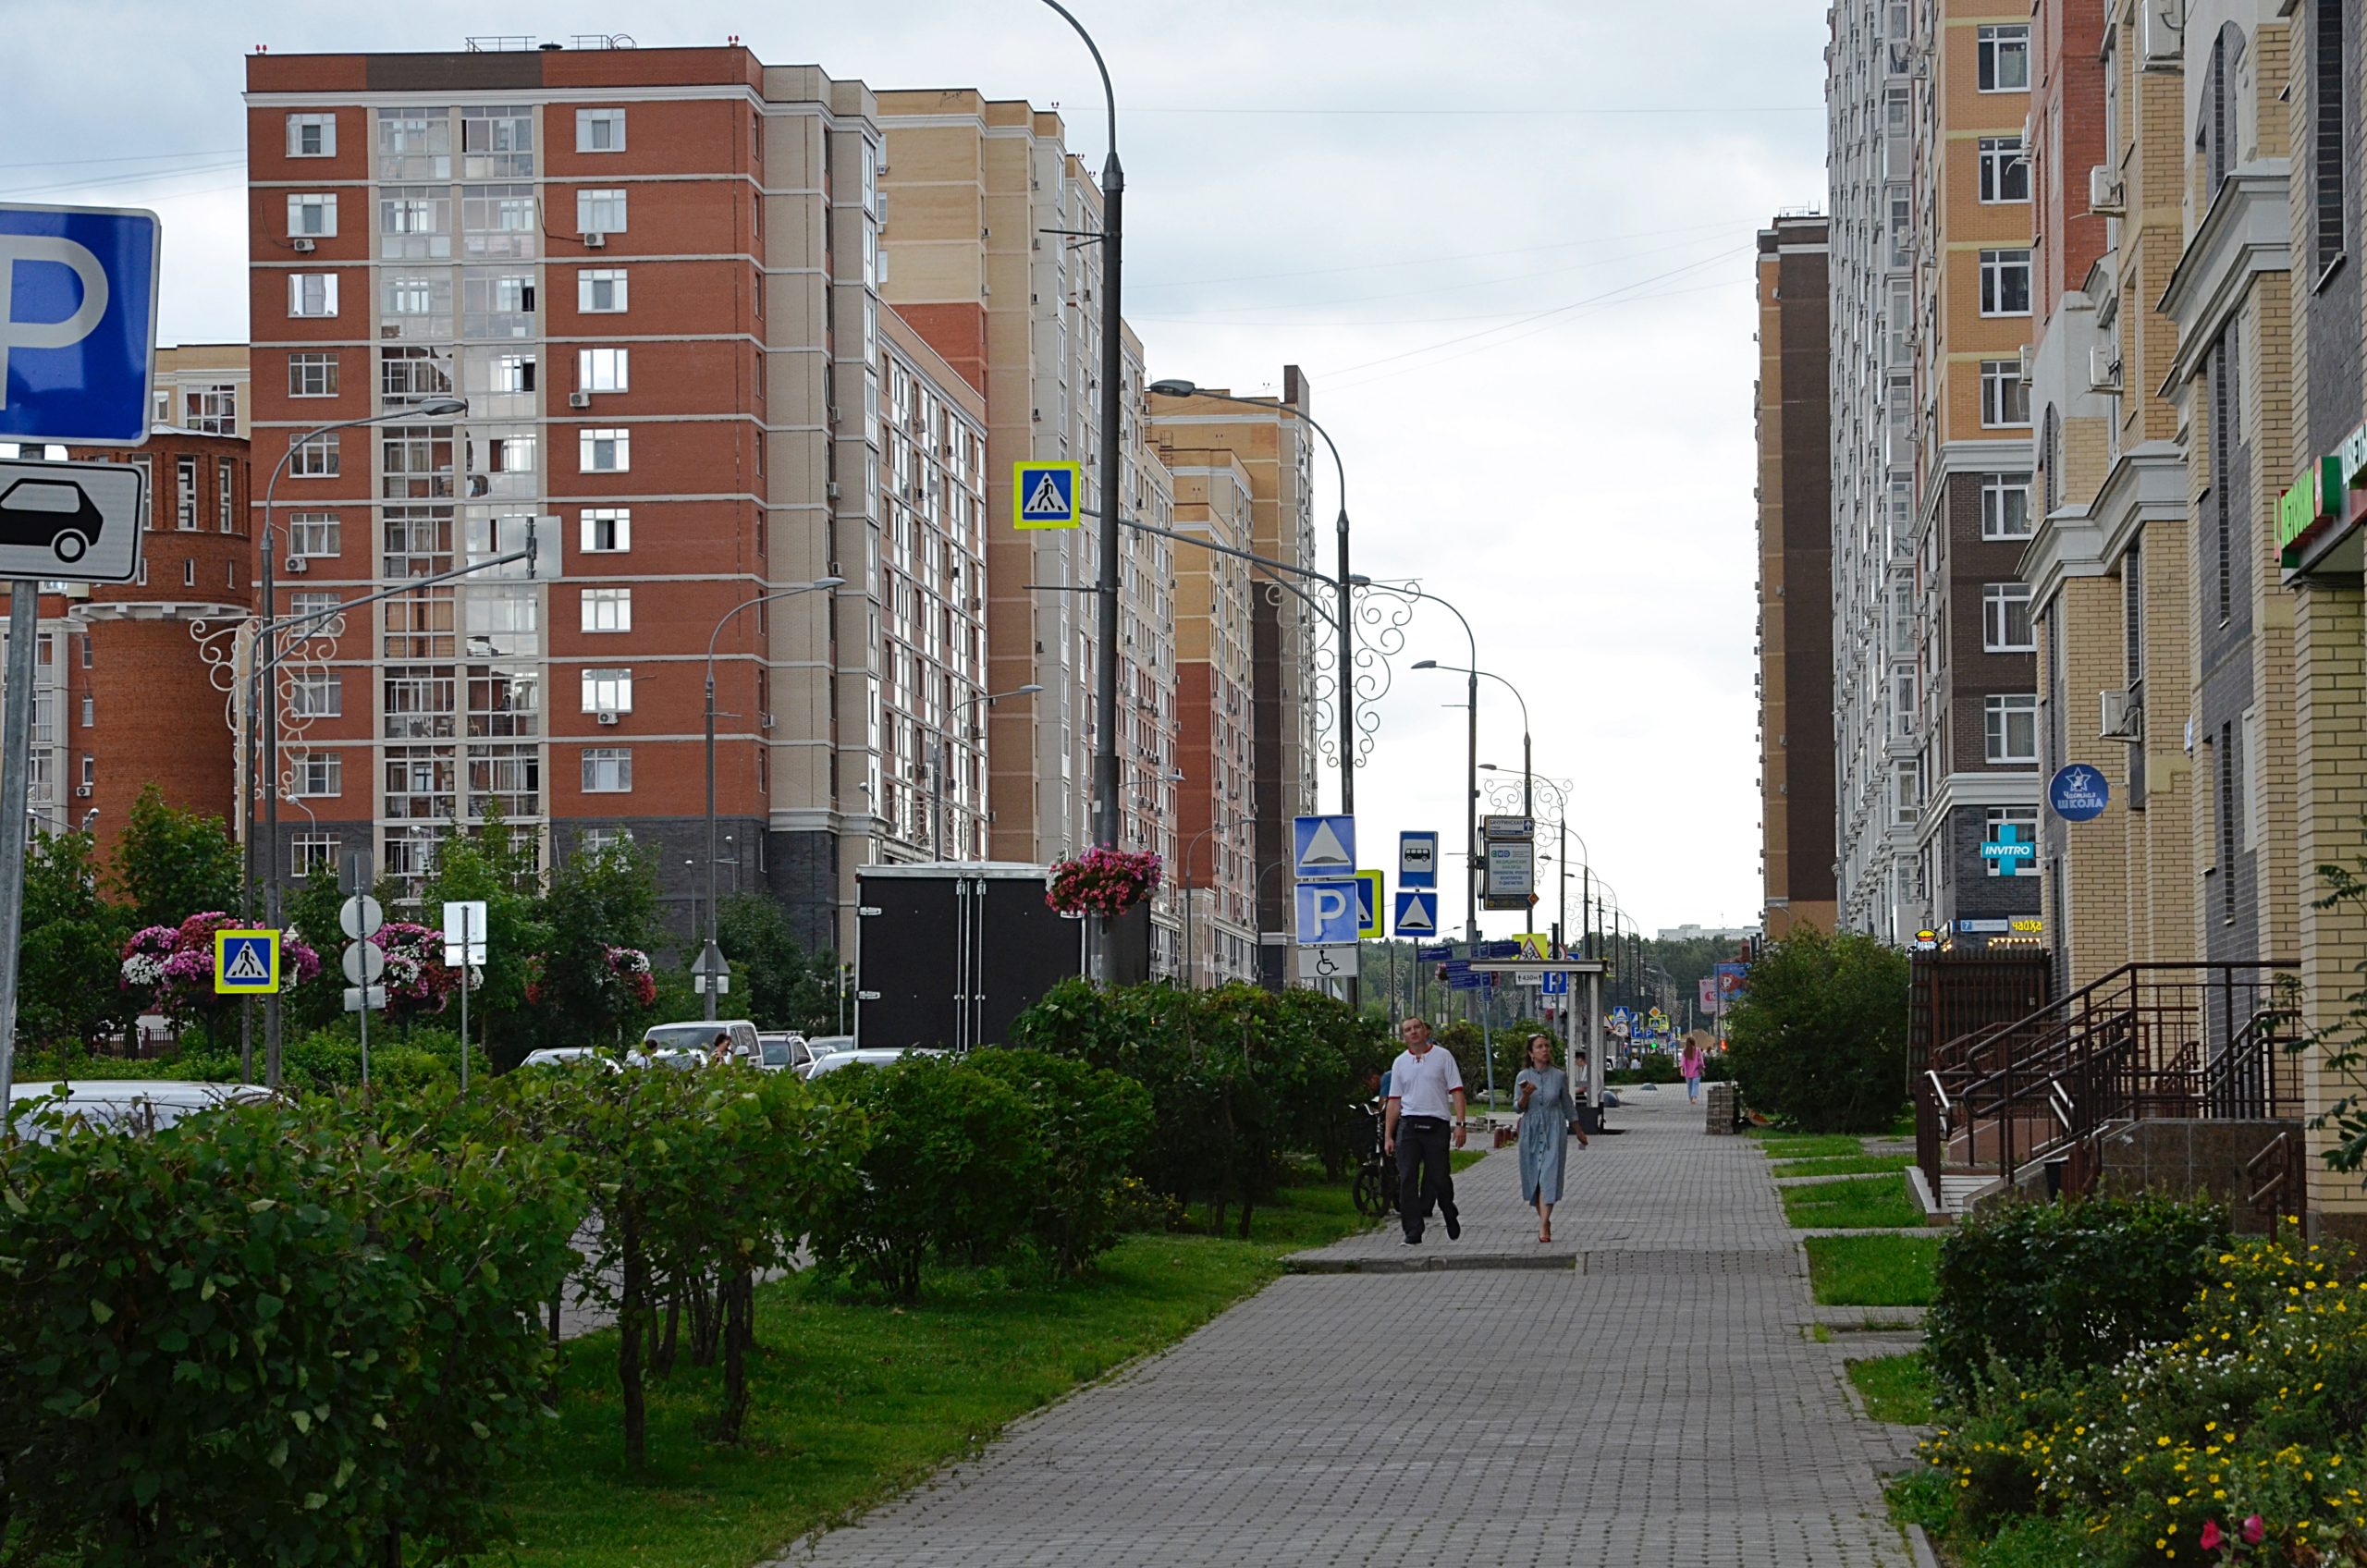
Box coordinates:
[214,929,282,994]
[1013,460,1082,530]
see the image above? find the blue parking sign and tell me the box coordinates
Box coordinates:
[1294,879,1362,946]
[0,204,162,447]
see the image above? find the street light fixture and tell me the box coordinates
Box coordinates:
[1424,661,1531,822]
[1033,0,1126,986]
[933,683,1043,860]
[254,397,468,1084]
[700,577,844,1022]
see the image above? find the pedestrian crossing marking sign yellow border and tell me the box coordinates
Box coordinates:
[215,929,281,994]
[1013,461,1082,530]
[1355,869,1384,938]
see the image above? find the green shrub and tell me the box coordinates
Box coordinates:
[1725,925,1909,1132]
[0,1087,583,1565]
[807,1055,1037,1303]
[1608,1051,1683,1085]
[969,1048,1153,1273]
[1926,1192,2229,1405]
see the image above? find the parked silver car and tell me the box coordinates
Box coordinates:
[801,1047,947,1079]
[7,1080,275,1142]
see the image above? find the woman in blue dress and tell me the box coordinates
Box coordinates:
[1515,1035,1588,1243]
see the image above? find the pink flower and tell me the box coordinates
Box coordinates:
[2241,1515,2264,1546]
[2200,1520,2224,1551]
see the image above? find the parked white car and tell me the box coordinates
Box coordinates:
[7,1080,275,1142]
[641,1020,760,1063]
[519,1047,623,1072]
[802,1047,947,1080]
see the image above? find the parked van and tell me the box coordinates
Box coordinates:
[639,1019,760,1063]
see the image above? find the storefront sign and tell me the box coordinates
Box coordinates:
[2048,764,2110,822]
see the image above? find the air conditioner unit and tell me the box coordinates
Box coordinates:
[826,481,842,499]
[596,710,620,726]
[877,159,889,176]
[75,785,92,799]
[2140,0,2183,65]
[2089,346,2124,393]
[760,712,774,730]
[291,237,316,253]
[285,556,310,574]
[2100,688,2142,740]
[2090,165,2127,215]
[583,231,607,249]
[828,405,842,421]
[569,390,592,409]
[2017,344,2035,386]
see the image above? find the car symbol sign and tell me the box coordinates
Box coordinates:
[0,457,145,583]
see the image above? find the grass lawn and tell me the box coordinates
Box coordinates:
[498,1176,1367,1568]
[1451,1148,1488,1173]
[1887,1468,2090,1566]
[1805,1234,1939,1306]
[1781,1174,1924,1231]
[1770,1153,1914,1180]
[1847,1353,1935,1426]
[1754,1133,1866,1160]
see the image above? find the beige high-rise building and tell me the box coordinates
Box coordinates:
[1902,0,2044,947]
[153,344,251,438]
[875,92,1179,898]
[1148,374,1320,987]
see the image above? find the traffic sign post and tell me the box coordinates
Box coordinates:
[1292,815,1356,879]
[214,930,282,995]
[0,202,163,1135]
[442,901,486,1095]
[340,894,386,1087]
[1354,869,1384,938]
[1294,879,1363,946]
[1398,831,1439,889]
[1394,889,1440,937]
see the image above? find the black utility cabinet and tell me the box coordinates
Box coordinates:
[854,863,1149,1049]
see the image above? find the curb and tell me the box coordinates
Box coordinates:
[1285,1253,1577,1276]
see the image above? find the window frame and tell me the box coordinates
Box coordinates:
[581,507,632,554]
[576,188,627,235]
[287,192,338,238]
[288,273,339,318]
[579,427,631,473]
[576,108,627,153]
[286,113,337,158]
[1979,249,2033,316]
[1981,473,2034,540]
[1979,360,2032,427]
[1977,23,2031,92]
[1984,693,2041,764]
[1982,582,2036,652]
[581,746,633,793]
[1977,136,2030,203]
[292,753,343,798]
[578,347,630,393]
[581,586,633,633]
[288,512,341,558]
[579,267,629,313]
[581,668,633,715]
[288,433,339,479]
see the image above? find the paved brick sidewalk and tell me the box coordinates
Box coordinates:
[770,1090,1907,1566]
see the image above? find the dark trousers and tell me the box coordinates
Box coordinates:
[1396,1116,1456,1240]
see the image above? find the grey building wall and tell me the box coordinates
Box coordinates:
[2196,339,2259,960]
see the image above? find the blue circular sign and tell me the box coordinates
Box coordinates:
[2049,764,2110,823]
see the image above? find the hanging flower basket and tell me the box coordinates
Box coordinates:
[119,912,322,1020]
[1044,848,1162,917]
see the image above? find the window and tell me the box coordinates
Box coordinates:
[218,459,236,532]
[1980,360,2030,426]
[582,587,632,632]
[1979,249,2032,315]
[175,458,198,530]
[379,187,453,260]
[1894,760,1920,825]
[2315,0,2346,276]
[289,433,337,478]
[289,672,342,718]
[288,513,340,557]
[79,694,92,729]
[1984,693,2039,763]
[578,348,629,392]
[1982,806,2040,877]
[80,754,94,790]
[1981,473,2033,538]
[577,189,627,234]
[288,590,338,627]
[287,193,337,237]
[286,113,336,157]
[1978,24,2030,91]
[580,428,630,472]
[461,105,535,179]
[581,507,631,553]
[580,267,628,312]
[1978,136,2029,202]
[294,833,342,875]
[180,557,195,587]
[380,346,456,405]
[293,753,342,797]
[577,108,626,152]
[280,352,334,402]
[78,635,90,669]
[288,273,337,317]
[582,668,632,714]
[582,747,632,792]
[187,385,238,435]
[2218,721,2240,919]
[1983,582,2035,651]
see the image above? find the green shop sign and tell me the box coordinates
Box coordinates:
[2280,449,2351,568]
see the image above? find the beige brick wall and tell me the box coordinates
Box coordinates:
[2047,579,2135,985]
[2246,286,2300,966]
[2294,582,2367,1223]
[2137,520,2197,959]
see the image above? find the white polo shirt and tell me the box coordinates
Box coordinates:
[1387,1045,1465,1120]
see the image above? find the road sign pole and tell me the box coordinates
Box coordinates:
[0,580,40,1136]
[458,902,472,1096]
[358,964,369,1089]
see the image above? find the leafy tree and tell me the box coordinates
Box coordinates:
[14,831,132,1052]
[968,1049,1152,1273]
[423,807,550,1066]
[716,892,839,1034]
[526,839,661,1054]
[109,783,242,933]
[1724,925,1909,1133]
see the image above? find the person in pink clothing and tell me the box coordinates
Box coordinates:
[1679,1038,1706,1103]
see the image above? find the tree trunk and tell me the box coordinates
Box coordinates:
[651,1287,680,1377]
[689,1272,719,1367]
[618,1222,648,1466]
[718,1269,752,1443]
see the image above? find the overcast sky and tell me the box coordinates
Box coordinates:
[13,0,1830,936]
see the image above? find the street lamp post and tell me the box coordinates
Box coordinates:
[1033,0,1125,986]
[255,398,467,1084]
[933,684,1043,860]
[1384,586,1479,949]
[701,577,844,1022]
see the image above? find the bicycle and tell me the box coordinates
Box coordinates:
[1350,1100,1399,1219]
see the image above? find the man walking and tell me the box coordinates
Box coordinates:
[1382,1016,1466,1244]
